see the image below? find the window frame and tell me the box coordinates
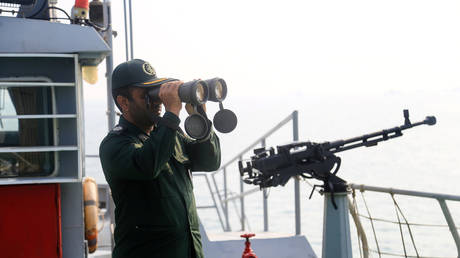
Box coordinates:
[0,76,64,177]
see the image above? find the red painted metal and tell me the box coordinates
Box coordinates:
[241,233,257,258]
[0,184,62,258]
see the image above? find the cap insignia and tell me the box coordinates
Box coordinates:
[143,63,156,76]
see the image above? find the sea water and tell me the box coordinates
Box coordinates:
[85,89,460,257]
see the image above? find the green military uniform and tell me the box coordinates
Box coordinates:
[99,112,221,258]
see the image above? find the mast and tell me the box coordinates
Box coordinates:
[104,0,116,130]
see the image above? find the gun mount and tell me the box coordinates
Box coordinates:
[238,110,436,208]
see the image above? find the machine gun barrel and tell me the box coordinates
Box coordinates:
[326,114,436,154]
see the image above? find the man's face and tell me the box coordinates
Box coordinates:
[126,87,162,128]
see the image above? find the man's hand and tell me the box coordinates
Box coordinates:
[159,81,182,116]
[185,103,207,115]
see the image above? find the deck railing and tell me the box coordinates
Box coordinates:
[348,183,460,258]
[195,110,301,234]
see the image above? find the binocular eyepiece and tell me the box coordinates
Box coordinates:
[147,78,227,106]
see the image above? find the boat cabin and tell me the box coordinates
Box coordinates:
[0,15,109,258]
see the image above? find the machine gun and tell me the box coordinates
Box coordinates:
[238,110,436,208]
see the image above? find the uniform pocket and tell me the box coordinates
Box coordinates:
[173,137,191,165]
[173,150,190,165]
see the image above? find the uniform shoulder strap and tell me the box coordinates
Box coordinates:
[109,124,126,135]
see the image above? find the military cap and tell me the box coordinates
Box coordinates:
[111,59,177,91]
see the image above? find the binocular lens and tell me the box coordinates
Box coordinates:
[205,78,227,102]
[180,80,209,106]
[214,81,224,100]
[195,83,206,103]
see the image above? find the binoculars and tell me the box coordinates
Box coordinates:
[148,78,227,105]
[147,78,237,140]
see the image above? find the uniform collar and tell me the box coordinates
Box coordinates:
[118,116,150,140]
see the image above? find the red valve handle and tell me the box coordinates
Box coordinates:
[240,233,256,239]
[240,233,257,258]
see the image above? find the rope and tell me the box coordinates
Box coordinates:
[392,193,408,257]
[353,194,364,258]
[360,190,382,258]
[391,194,420,257]
[348,190,369,258]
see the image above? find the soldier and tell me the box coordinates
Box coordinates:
[99,59,221,258]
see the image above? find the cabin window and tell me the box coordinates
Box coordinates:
[0,84,55,177]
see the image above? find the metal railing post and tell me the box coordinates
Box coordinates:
[438,199,460,256]
[128,0,134,59]
[123,0,129,61]
[204,175,225,230]
[223,167,230,231]
[239,155,245,231]
[261,138,268,232]
[293,110,301,235]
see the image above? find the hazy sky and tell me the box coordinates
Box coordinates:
[70,0,460,101]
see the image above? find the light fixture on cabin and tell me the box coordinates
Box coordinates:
[82,66,98,85]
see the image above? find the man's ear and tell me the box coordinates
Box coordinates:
[116,95,129,113]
